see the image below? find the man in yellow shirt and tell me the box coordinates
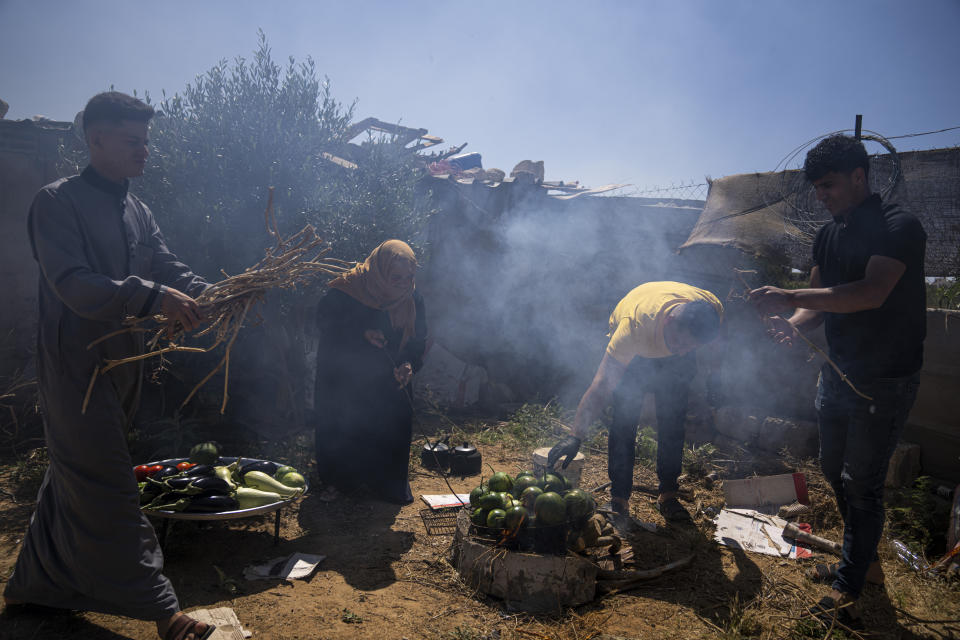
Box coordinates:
[547,281,723,520]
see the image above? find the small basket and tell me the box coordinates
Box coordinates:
[420,507,460,535]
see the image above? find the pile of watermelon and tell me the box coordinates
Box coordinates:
[468,470,596,542]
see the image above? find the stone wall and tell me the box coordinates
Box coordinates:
[0,119,73,377]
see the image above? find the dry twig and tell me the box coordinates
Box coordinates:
[732,268,872,401]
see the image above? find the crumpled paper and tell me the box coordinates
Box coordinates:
[243,552,325,581]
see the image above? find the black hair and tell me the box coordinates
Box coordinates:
[803,134,870,182]
[673,299,721,344]
[81,91,154,132]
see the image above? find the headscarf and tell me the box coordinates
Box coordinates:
[328,239,418,348]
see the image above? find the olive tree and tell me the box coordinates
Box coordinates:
[61,32,435,436]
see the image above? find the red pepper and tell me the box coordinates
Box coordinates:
[147,464,164,477]
[176,461,196,471]
[134,465,151,482]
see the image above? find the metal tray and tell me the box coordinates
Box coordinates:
[139,456,307,521]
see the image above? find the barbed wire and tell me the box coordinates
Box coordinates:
[885,124,960,140]
[620,124,957,207]
[627,180,708,201]
[766,128,901,246]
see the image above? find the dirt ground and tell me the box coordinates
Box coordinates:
[1,432,958,640]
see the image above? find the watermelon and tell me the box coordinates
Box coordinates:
[520,486,543,511]
[469,484,487,508]
[540,473,565,494]
[274,465,297,480]
[512,474,540,498]
[471,507,488,526]
[188,442,220,465]
[479,492,505,511]
[279,472,307,489]
[486,508,507,529]
[497,492,514,510]
[488,472,513,493]
[534,491,567,526]
[564,489,594,520]
[503,505,528,533]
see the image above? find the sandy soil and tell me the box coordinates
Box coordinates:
[1,440,958,640]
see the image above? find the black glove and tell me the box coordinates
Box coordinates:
[547,435,582,470]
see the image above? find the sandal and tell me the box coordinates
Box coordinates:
[164,614,215,640]
[806,562,885,587]
[808,595,864,632]
[656,496,690,522]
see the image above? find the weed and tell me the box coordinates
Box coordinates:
[887,475,950,557]
[790,617,854,639]
[717,593,762,639]
[340,608,363,624]
[476,402,566,449]
[634,426,658,467]
[683,442,718,478]
[445,627,482,640]
[11,447,48,499]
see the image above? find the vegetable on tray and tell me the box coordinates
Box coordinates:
[135,453,305,514]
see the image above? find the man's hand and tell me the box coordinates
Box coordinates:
[364,329,386,348]
[159,288,201,338]
[394,362,413,387]
[749,286,795,315]
[547,435,582,470]
[763,315,798,346]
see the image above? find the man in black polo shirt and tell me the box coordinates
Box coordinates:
[749,134,926,629]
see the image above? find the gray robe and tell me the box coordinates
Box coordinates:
[4,166,208,620]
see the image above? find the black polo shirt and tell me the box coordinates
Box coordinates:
[812,193,926,381]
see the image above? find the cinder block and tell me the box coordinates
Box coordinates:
[759,417,819,459]
[713,406,762,445]
[885,442,922,488]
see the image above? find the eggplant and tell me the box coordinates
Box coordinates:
[184,494,239,512]
[139,484,162,505]
[239,460,280,476]
[143,492,178,510]
[164,476,195,491]
[153,465,180,480]
[184,464,216,477]
[188,476,232,494]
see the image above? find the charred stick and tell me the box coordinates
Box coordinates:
[732,268,872,401]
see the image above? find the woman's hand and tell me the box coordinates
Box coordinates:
[394,362,413,387]
[364,329,386,348]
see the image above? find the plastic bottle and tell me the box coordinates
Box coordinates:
[891,539,929,572]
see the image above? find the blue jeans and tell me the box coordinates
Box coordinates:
[609,352,696,501]
[816,365,919,598]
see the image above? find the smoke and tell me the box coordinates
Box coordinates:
[419,184,706,405]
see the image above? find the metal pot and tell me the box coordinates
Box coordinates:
[449,442,482,477]
[453,443,477,456]
[421,441,450,471]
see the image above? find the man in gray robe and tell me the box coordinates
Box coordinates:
[3,92,214,640]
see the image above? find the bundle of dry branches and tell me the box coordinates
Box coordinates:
[83,188,353,414]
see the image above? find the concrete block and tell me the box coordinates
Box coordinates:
[886,442,922,488]
[713,406,762,445]
[758,417,819,459]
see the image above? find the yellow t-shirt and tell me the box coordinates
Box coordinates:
[605,281,723,364]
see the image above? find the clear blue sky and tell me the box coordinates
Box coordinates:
[1,0,958,189]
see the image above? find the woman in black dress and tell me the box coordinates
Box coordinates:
[313,240,427,504]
